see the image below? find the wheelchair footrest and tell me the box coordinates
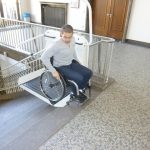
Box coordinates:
[66,91,89,105]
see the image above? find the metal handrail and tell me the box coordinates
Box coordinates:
[0,17,60,52]
[82,0,93,44]
[0,49,44,75]
[0,49,45,93]
[0,17,115,95]
[0,17,114,48]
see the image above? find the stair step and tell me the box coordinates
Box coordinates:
[0,91,26,100]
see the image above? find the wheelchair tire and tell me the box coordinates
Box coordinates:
[40,70,66,103]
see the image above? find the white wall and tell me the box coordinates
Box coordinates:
[29,0,87,31]
[20,0,150,43]
[127,0,150,43]
[19,0,31,19]
[2,0,19,19]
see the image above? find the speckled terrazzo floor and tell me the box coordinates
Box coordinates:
[39,42,150,150]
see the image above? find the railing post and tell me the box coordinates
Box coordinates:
[103,42,114,83]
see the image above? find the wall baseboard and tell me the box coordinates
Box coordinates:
[125,39,150,48]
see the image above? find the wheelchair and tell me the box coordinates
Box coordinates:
[40,69,91,106]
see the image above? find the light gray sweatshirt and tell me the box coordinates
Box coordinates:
[41,37,79,73]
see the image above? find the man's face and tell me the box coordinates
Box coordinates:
[61,32,73,44]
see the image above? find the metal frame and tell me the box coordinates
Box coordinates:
[0,17,115,95]
[0,15,115,108]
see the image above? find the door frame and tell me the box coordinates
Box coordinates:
[0,0,4,17]
[122,0,134,42]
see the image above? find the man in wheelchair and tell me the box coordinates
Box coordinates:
[41,24,92,103]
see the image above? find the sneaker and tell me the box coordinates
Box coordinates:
[76,91,87,103]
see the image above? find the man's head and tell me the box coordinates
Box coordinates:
[60,24,73,44]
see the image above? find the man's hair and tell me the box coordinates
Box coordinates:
[60,24,73,34]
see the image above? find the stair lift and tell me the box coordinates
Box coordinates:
[18,0,92,107]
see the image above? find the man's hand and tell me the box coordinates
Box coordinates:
[52,71,60,80]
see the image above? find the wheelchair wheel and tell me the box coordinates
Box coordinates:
[40,70,66,103]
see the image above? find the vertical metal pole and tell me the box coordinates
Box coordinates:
[97,42,101,74]
[0,0,4,17]
[82,0,93,44]
[103,42,114,83]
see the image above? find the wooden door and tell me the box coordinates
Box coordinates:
[92,0,129,40]
[107,0,129,39]
[92,0,110,36]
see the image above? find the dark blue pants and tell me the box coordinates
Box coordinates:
[57,60,92,90]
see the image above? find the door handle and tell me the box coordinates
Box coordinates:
[106,14,112,17]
